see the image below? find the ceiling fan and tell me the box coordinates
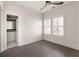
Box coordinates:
[40,1,64,11]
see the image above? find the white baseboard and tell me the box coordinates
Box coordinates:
[44,39,79,51]
[18,39,42,47]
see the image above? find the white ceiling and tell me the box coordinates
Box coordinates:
[10,1,75,13]
[15,1,45,13]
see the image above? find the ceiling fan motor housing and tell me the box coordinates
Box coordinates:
[46,1,64,5]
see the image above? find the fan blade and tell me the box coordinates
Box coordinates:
[52,2,64,5]
[40,3,47,11]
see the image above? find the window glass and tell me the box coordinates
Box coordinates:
[58,27,64,36]
[44,20,51,27]
[53,18,59,26]
[52,27,58,35]
[44,19,51,34]
[52,16,64,36]
[44,27,51,34]
[58,17,64,26]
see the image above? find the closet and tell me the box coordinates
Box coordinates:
[7,14,18,48]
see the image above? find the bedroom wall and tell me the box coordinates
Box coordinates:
[0,6,1,52]
[1,1,42,52]
[43,2,79,50]
[0,1,4,52]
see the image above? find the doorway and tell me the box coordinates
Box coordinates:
[7,14,18,48]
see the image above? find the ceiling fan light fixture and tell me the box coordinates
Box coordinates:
[52,1,64,5]
[40,1,64,11]
[46,1,64,5]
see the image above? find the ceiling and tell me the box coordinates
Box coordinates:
[15,1,45,13]
[8,1,75,13]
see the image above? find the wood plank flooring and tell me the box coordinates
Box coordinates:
[0,40,79,57]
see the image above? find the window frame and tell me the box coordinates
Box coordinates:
[52,16,64,36]
[43,16,64,36]
[44,19,52,35]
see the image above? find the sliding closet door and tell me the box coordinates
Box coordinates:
[7,20,16,45]
[7,14,18,48]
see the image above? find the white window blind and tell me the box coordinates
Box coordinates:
[52,16,64,36]
[44,19,51,34]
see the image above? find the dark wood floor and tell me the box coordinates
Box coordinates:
[0,40,79,57]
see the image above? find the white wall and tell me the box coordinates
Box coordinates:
[43,2,79,50]
[0,1,3,52]
[1,1,42,51]
[0,3,1,52]
[0,1,6,52]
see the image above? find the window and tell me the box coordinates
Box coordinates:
[43,16,64,36]
[52,16,64,36]
[44,19,51,34]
